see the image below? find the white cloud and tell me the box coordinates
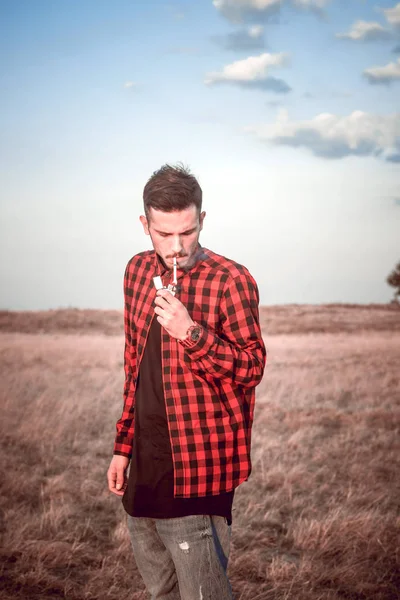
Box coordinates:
[213,0,282,13]
[166,3,187,20]
[293,0,327,8]
[212,0,329,22]
[248,24,264,37]
[213,0,282,22]
[205,52,288,83]
[124,81,136,89]
[205,52,291,92]
[211,25,266,51]
[364,57,400,84]
[383,3,400,28]
[245,109,400,161]
[336,20,391,41]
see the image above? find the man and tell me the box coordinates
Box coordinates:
[107,164,266,600]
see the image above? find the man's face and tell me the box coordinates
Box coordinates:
[140,205,206,270]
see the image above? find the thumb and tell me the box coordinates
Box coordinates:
[116,467,125,491]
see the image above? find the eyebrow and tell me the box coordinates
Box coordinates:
[154,227,197,235]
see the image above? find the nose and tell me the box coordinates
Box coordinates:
[171,235,183,256]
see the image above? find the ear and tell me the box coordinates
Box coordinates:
[140,215,150,235]
[199,211,206,231]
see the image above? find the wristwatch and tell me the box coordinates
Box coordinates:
[179,323,202,348]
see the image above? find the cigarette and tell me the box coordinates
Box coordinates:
[173,257,177,285]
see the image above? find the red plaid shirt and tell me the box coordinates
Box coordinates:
[114,246,266,497]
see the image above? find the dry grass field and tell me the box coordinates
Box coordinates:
[0,304,399,600]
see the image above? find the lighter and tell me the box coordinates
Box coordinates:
[153,257,178,296]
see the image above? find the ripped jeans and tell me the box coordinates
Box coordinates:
[127,514,234,600]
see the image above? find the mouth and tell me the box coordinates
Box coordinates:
[169,256,186,263]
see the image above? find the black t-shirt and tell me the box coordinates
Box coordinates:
[122,316,234,523]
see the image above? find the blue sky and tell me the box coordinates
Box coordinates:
[1,0,399,309]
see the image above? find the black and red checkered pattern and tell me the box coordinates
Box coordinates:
[114,246,266,497]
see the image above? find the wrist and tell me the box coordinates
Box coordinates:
[177,319,195,341]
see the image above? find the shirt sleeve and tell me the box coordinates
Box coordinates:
[182,269,266,388]
[113,263,136,458]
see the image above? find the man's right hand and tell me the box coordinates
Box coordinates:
[107,455,130,496]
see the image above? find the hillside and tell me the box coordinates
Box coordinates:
[0,303,398,336]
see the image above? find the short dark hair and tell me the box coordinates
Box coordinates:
[143,163,202,220]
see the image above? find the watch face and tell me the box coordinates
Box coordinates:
[190,326,201,341]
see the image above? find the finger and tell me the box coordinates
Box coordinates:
[107,468,117,492]
[156,314,168,327]
[156,289,178,304]
[156,315,166,327]
[154,295,170,307]
[107,467,126,496]
[116,467,125,491]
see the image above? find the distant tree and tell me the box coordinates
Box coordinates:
[386,261,400,303]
